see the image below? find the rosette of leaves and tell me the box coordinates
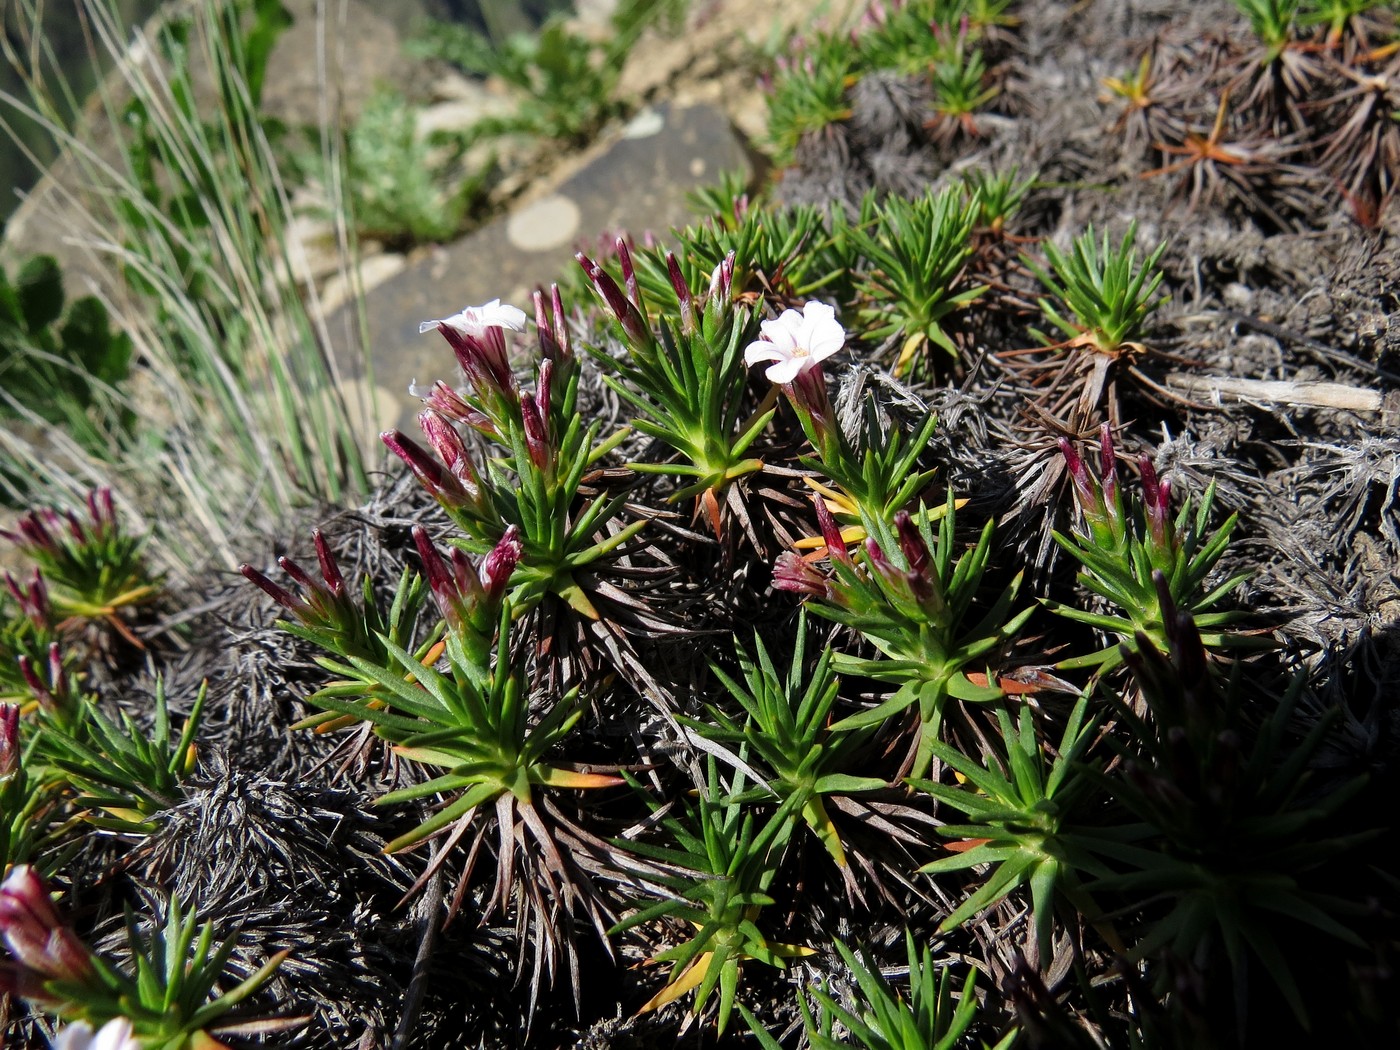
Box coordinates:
[614,760,808,1034]
[578,246,775,527]
[389,290,647,619]
[32,679,205,837]
[1,489,159,641]
[1024,222,1166,359]
[0,868,291,1048]
[780,497,1031,778]
[765,33,858,168]
[681,615,887,870]
[1047,427,1259,674]
[910,692,1104,964]
[1071,608,1373,1032]
[848,186,985,375]
[279,529,622,1002]
[742,932,1015,1050]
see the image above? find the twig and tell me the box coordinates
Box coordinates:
[1166,372,1400,422]
[390,867,445,1050]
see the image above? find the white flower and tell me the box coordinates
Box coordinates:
[50,1018,139,1050]
[418,299,527,337]
[742,301,846,384]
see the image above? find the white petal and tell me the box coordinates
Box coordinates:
[92,1019,138,1050]
[418,319,444,334]
[51,1022,96,1050]
[765,357,805,384]
[806,318,846,361]
[744,341,784,366]
[758,317,799,354]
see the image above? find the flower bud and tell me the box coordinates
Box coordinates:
[772,551,834,600]
[383,430,474,510]
[577,253,652,347]
[813,495,850,565]
[481,526,523,607]
[665,252,694,334]
[519,391,551,472]
[313,530,347,599]
[0,866,96,985]
[0,704,20,779]
[240,564,310,618]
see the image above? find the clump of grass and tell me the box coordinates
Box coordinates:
[0,0,374,575]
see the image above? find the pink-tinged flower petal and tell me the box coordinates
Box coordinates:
[52,1018,140,1050]
[743,341,784,367]
[764,357,807,385]
[418,299,527,337]
[744,300,847,385]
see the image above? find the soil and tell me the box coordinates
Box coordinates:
[5,1,1400,1048]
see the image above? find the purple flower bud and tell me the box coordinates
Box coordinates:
[534,289,562,363]
[276,555,318,595]
[481,525,523,606]
[616,237,641,313]
[383,430,473,509]
[17,646,64,714]
[519,391,551,472]
[418,413,472,482]
[550,285,571,361]
[1098,423,1118,509]
[665,252,693,333]
[813,495,850,565]
[772,551,834,599]
[893,512,930,577]
[432,322,515,406]
[240,564,310,617]
[578,252,651,345]
[1140,456,1170,547]
[421,381,497,438]
[313,530,346,599]
[0,866,96,984]
[536,359,554,429]
[64,510,86,544]
[0,704,19,779]
[4,570,50,629]
[414,526,477,630]
[1059,437,1096,509]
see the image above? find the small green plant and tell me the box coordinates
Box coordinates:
[0,866,289,1046]
[910,692,1102,962]
[927,23,1000,143]
[338,88,489,248]
[1047,426,1258,673]
[764,34,857,167]
[411,16,618,145]
[1233,0,1302,61]
[34,679,205,837]
[250,524,621,997]
[849,187,985,374]
[0,254,133,474]
[615,760,807,1034]
[683,614,886,867]
[578,247,774,526]
[1300,0,1377,42]
[962,166,1034,236]
[1075,609,1370,1031]
[1024,222,1167,357]
[389,293,644,618]
[777,499,1032,778]
[742,932,1015,1050]
[1,488,158,639]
